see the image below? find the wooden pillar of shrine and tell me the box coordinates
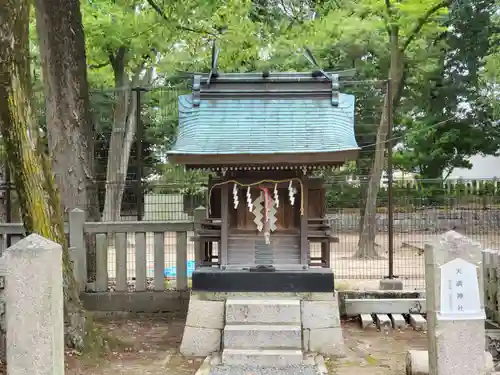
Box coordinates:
[300,175,309,266]
[220,183,229,266]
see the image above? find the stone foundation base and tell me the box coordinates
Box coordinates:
[179,297,224,356]
[180,291,345,358]
[301,296,345,357]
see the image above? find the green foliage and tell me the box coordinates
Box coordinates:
[395,0,499,178]
[20,0,498,198]
[151,164,211,196]
[482,11,500,118]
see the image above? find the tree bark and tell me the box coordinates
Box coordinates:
[34,0,100,280]
[102,55,152,222]
[0,0,87,350]
[356,26,403,259]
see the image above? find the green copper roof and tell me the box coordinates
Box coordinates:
[169,93,359,156]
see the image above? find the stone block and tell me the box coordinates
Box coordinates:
[390,314,407,329]
[301,300,340,329]
[405,349,494,375]
[222,349,303,367]
[375,314,392,331]
[307,327,345,357]
[409,314,427,331]
[360,314,376,329]
[225,299,300,324]
[180,326,221,356]
[185,298,224,329]
[224,324,301,350]
[379,278,403,290]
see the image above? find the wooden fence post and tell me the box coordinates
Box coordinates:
[69,208,86,292]
[176,231,188,290]
[193,206,205,267]
[95,233,109,292]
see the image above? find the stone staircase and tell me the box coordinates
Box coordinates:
[222,298,304,367]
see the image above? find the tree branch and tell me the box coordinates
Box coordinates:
[145,0,217,36]
[88,61,110,69]
[401,0,451,52]
[383,0,393,37]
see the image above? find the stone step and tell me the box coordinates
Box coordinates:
[222,349,303,367]
[225,299,301,325]
[223,324,302,349]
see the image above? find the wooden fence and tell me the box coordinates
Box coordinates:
[0,208,206,293]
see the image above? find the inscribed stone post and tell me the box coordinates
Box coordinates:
[4,234,65,375]
[425,230,486,375]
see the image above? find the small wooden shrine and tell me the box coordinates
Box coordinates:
[168,71,359,293]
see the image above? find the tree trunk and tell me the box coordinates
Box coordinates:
[103,57,131,222]
[355,27,403,259]
[0,0,88,350]
[102,57,152,222]
[34,0,100,281]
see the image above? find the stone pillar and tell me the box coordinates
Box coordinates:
[1,234,65,375]
[425,230,487,375]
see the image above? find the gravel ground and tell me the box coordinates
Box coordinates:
[209,365,320,375]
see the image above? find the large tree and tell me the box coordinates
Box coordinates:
[263,0,452,258]
[0,0,89,350]
[34,0,100,280]
[81,0,266,222]
[395,0,499,180]
[355,0,453,258]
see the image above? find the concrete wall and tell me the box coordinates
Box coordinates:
[326,209,500,234]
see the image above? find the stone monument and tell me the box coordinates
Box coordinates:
[0,234,65,375]
[406,230,494,375]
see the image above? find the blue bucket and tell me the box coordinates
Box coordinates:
[164,260,196,279]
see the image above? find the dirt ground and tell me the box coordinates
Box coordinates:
[64,315,428,375]
[330,318,428,374]
[65,314,203,375]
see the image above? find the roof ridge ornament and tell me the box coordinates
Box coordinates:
[302,47,339,107]
[193,75,201,107]
[303,47,331,81]
[331,73,339,106]
[207,39,220,86]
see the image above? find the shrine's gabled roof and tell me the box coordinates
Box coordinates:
[167,72,360,166]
